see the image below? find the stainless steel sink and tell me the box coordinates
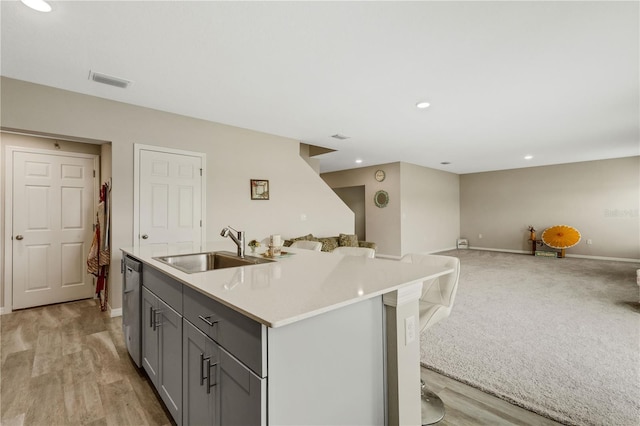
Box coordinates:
[153,251,274,274]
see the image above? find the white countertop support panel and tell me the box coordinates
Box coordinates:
[384,281,423,426]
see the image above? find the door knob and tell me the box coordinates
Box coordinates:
[141,234,149,240]
[15,235,24,240]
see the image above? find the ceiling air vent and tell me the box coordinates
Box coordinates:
[89,71,132,89]
[331,133,350,140]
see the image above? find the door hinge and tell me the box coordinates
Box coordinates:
[93,170,96,178]
[200,168,203,176]
[200,220,202,227]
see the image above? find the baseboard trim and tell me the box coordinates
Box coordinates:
[433,246,458,254]
[1,306,126,317]
[470,246,640,263]
[564,253,640,263]
[377,247,459,261]
[472,247,529,255]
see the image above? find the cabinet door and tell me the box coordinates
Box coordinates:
[218,347,265,426]
[142,287,159,387]
[183,321,216,426]
[158,298,183,425]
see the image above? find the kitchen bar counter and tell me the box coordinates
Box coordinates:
[122,241,454,425]
[122,241,453,328]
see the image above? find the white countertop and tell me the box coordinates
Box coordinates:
[122,242,453,328]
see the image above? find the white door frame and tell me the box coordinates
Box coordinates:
[133,144,206,248]
[3,145,99,314]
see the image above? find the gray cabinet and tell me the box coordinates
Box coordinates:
[183,320,216,425]
[218,343,265,426]
[130,256,385,426]
[142,286,159,386]
[158,297,182,423]
[183,285,266,377]
[183,313,265,425]
[141,268,183,426]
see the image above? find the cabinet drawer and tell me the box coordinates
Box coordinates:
[183,285,266,377]
[143,265,183,314]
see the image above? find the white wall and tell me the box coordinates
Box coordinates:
[460,157,640,260]
[1,77,352,311]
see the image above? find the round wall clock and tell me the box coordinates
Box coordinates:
[375,169,386,182]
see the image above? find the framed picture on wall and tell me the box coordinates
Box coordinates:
[250,179,269,200]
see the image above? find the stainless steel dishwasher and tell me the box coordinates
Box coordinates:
[123,255,142,367]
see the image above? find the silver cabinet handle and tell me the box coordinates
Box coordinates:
[153,310,162,330]
[141,234,149,240]
[15,235,24,240]
[198,315,218,327]
[149,306,154,328]
[206,358,218,394]
[200,353,207,386]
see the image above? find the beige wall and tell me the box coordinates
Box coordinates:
[101,143,112,185]
[322,162,460,257]
[1,77,353,312]
[322,163,402,256]
[299,143,320,174]
[400,163,460,255]
[332,186,366,241]
[460,157,640,260]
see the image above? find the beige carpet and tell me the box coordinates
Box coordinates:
[420,249,640,426]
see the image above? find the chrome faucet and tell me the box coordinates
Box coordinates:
[220,226,245,258]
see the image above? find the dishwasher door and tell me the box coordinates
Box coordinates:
[123,256,142,367]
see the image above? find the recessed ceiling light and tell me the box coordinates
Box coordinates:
[416,101,431,109]
[21,0,52,12]
[524,155,533,160]
[355,159,363,164]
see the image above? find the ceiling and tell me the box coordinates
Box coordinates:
[1,1,638,174]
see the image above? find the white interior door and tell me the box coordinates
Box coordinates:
[12,151,96,309]
[137,147,204,254]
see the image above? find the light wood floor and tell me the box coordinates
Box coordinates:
[1,300,564,426]
[421,370,564,426]
[0,299,171,426]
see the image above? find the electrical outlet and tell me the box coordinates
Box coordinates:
[587,239,592,245]
[478,233,483,239]
[300,213,307,221]
[405,316,416,345]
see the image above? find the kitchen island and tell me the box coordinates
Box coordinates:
[122,242,454,426]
